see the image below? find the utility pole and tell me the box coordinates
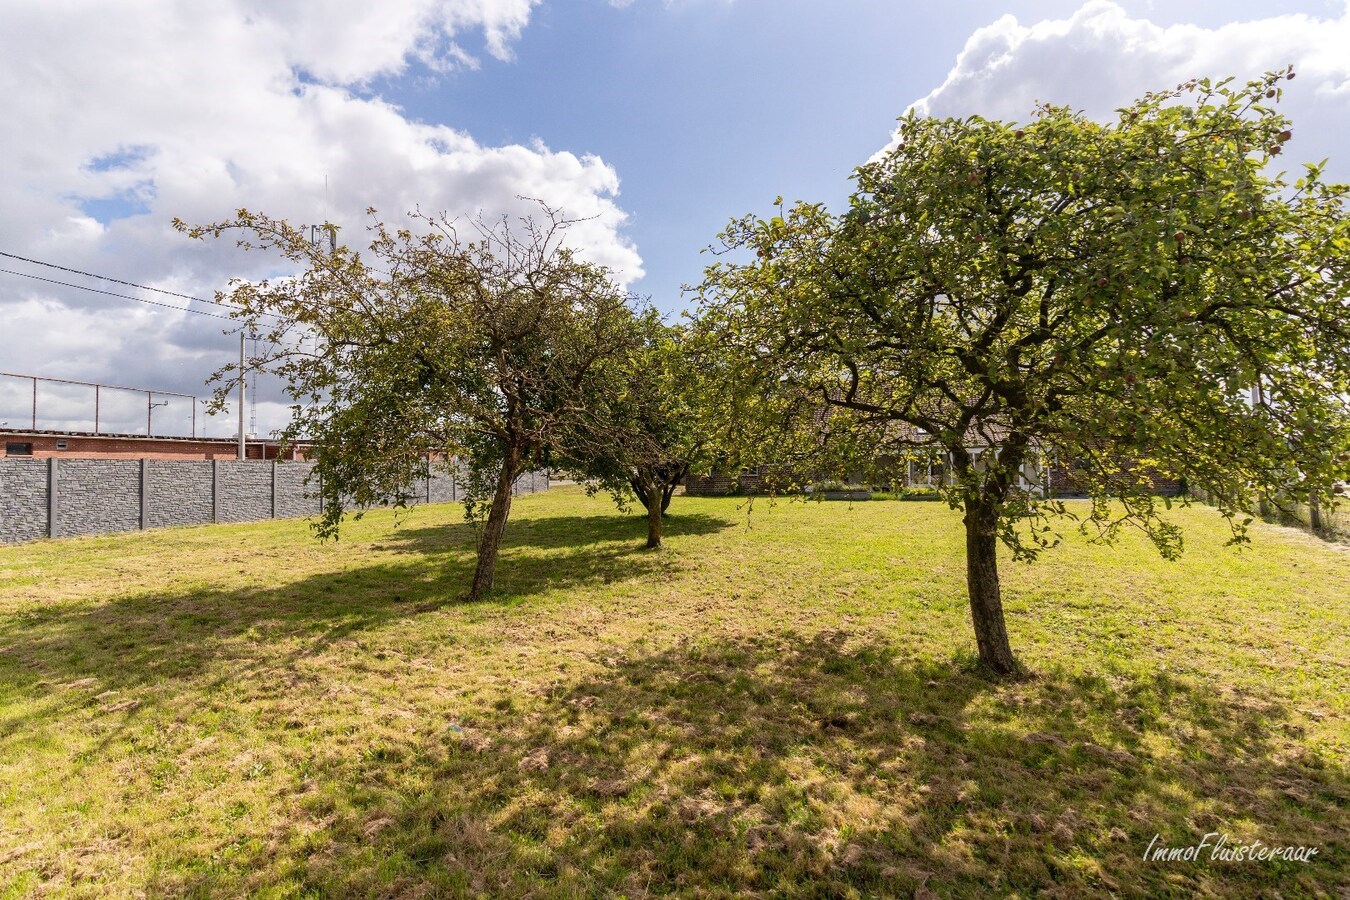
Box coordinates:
[1252,381,1270,519]
[238,331,246,460]
[249,335,258,441]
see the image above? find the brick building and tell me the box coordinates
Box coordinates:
[0,429,307,461]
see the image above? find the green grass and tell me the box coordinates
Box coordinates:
[0,488,1345,897]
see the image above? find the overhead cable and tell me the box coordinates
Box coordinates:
[0,267,240,321]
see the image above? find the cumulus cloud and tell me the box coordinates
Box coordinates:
[884,0,1350,178]
[0,0,639,437]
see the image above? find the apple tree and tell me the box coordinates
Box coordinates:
[567,314,709,548]
[177,206,642,600]
[694,70,1350,674]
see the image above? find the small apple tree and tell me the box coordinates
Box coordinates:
[567,314,709,548]
[695,70,1350,674]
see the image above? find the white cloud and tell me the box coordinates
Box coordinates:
[0,0,640,437]
[607,0,732,9]
[239,0,540,79]
[885,0,1350,180]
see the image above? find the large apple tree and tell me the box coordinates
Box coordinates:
[694,70,1350,675]
[178,206,642,600]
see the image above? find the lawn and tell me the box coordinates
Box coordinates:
[0,488,1345,898]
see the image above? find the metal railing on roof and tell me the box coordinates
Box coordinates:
[0,372,203,437]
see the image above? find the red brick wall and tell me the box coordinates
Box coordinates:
[684,473,738,496]
[1,433,306,461]
[1048,462,1181,497]
[684,470,800,496]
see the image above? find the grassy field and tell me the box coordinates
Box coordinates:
[0,487,1345,898]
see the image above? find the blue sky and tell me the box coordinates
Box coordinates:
[376,0,1348,308]
[1,0,1347,435]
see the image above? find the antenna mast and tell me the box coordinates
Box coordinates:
[311,174,336,252]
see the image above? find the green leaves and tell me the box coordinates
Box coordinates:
[695,67,1350,555]
[180,204,644,538]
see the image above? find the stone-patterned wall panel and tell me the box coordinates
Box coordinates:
[0,459,50,543]
[429,473,457,503]
[146,461,215,529]
[1,459,545,544]
[56,460,141,537]
[274,463,321,519]
[216,461,273,523]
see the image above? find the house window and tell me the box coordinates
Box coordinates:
[55,440,69,450]
[5,442,34,456]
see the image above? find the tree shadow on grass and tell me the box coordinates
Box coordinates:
[219,632,1347,898]
[0,513,728,734]
[381,511,733,554]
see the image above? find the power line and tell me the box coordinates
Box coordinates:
[0,267,240,321]
[0,250,213,304]
[0,249,281,320]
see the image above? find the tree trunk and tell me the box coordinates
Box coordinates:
[963,497,1018,675]
[630,475,651,511]
[646,481,663,549]
[660,464,687,514]
[1309,491,1323,533]
[468,452,519,600]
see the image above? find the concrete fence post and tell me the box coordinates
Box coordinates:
[271,461,277,519]
[140,459,148,530]
[47,457,59,538]
[212,459,220,524]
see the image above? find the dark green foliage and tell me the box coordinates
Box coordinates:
[695,70,1350,671]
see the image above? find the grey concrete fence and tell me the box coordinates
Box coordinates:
[0,459,548,544]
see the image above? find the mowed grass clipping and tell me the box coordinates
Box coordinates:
[0,487,1345,898]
